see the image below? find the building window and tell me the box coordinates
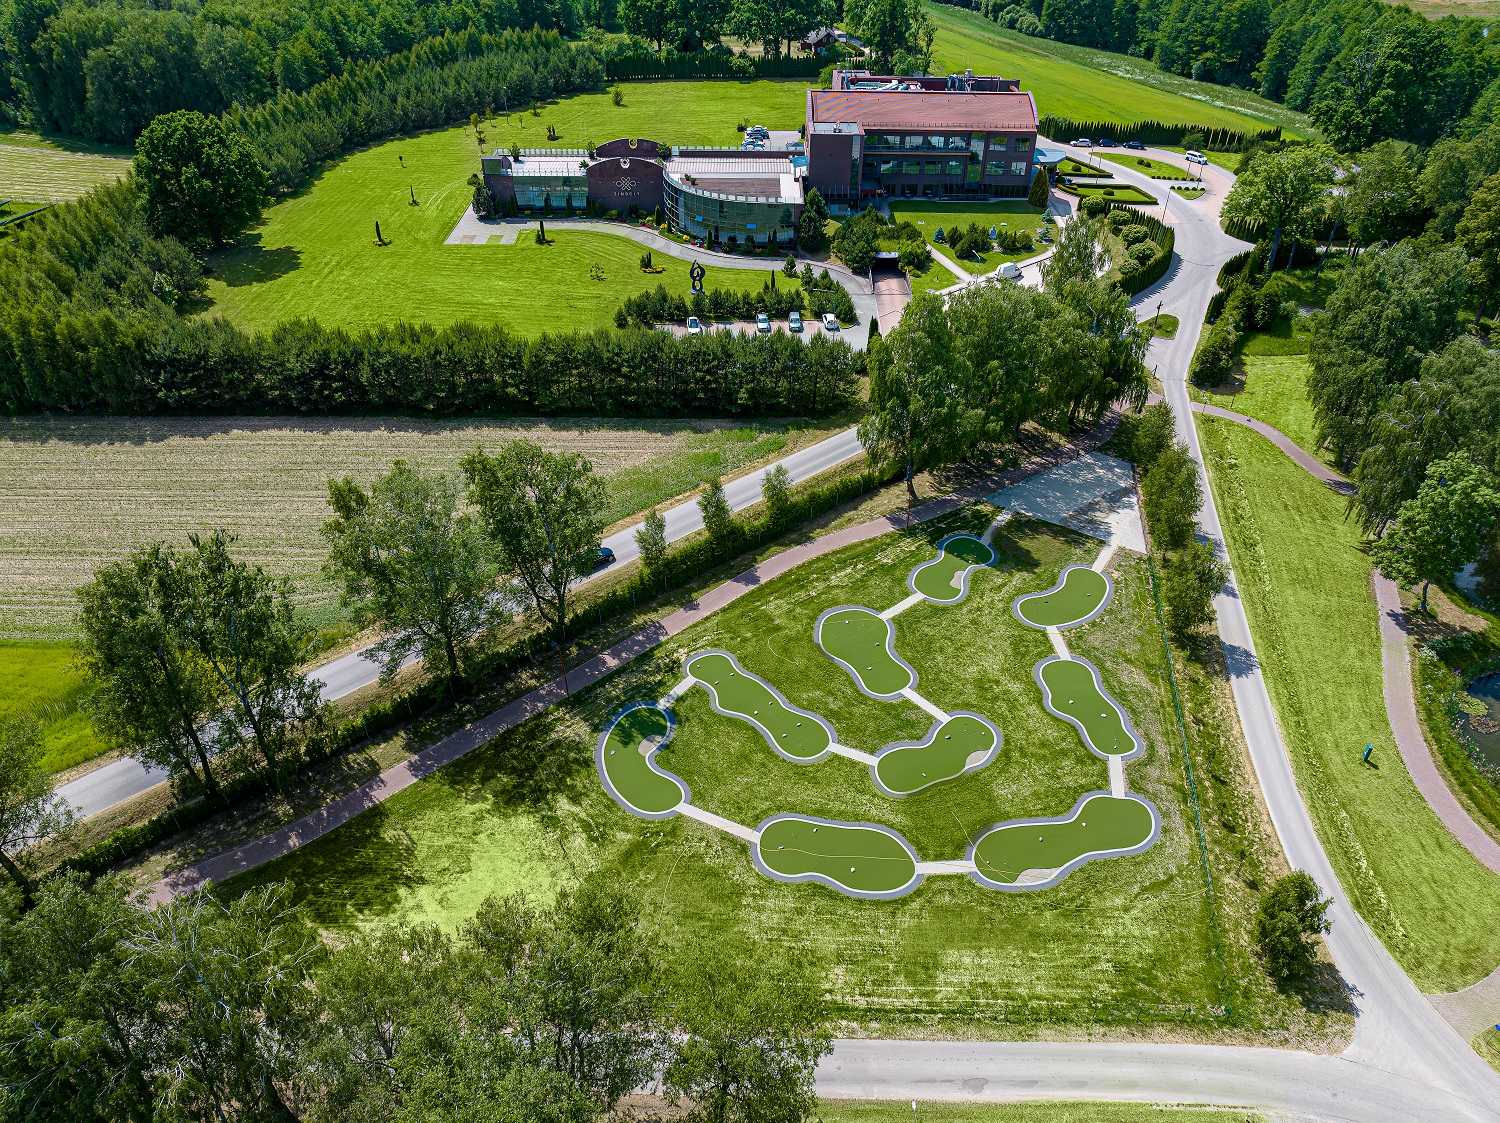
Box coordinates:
[905,135,923,148]
[882,134,902,147]
[1009,161,1028,176]
[864,157,876,171]
[965,163,982,183]
[881,159,898,173]
[989,135,1008,152]
[948,135,967,149]
[928,134,945,149]
[924,160,940,175]
[970,133,985,157]
[947,159,964,175]
[902,160,920,174]
[1014,137,1031,150]
[986,160,1003,176]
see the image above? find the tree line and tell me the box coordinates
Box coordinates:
[0,868,830,1123]
[932,0,1500,152]
[0,0,596,143]
[0,183,860,417]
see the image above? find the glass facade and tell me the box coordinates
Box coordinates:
[663,177,796,245]
[510,175,588,209]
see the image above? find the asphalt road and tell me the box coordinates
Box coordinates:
[811,149,1500,1121]
[55,426,868,819]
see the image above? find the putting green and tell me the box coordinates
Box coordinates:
[874,714,997,795]
[686,652,831,760]
[910,534,995,602]
[1039,658,1137,756]
[971,795,1155,885]
[757,816,918,895]
[818,608,913,697]
[1015,565,1109,628]
[599,705,685,814]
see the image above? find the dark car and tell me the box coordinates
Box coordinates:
[1123,140,1146,150]
[1097,137,1118,147]
[591,546,616,571]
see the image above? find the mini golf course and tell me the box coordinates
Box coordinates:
[1014,564,1111,629]
[595,523,1159,897]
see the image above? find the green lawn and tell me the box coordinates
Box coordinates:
[907,257,961,294]
[1199,418,1500,991]
[925,3,1310,136]
[0,641,108,773]
[222,511,1343,1040]
[1200,354,1323,461]
[202,81,808,336]
[823,1102,1263,1123]
[1142,313,1178,338]
[1055,156,1111,177]
[1159,146,1245,174]
[1098,152,1197,180]
[887,201,1048,275]
[1070,182,1157,204]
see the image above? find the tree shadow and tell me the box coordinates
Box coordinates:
[207,235,302,287]
[443,716,592,817]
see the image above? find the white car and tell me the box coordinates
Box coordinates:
[1070,137,1091,147]
[821,313,839,331]
[788,310,803,332]
[996,262,1022,281]
[686,316,704,335]
[1184,150,1209,165]
[756,312,771,333]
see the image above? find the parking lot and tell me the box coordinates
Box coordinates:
[661,317,849,340]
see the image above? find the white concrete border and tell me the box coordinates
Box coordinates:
[752,812,925,900]
[814,605,918,700]
[594,701,689,819]
[1034,655,1145,761]
[906,532,998,605]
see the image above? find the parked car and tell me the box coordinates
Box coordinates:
[756,312,771,333]
[1070,137,1091,147]
[686,315,704,335]
[1123,140,1145,150]
[591,547,616,571]
[996,261,1022,281]
[1185,150,1209,165]
[1097,137,1118,147]
[821,313,839,331]
[788,310,803,332]
[748,125,768,137]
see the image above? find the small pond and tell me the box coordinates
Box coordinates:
[1459,673,1500,770]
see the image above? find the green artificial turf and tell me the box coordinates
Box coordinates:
[599,704,683,814]
[0,640,108,773]
[202,82,807,336]
[925,3,1310,136]
[223,512,1338,1037]
[687,652,831,760]
[973,795,1154,883]
[823,1102,1263,1123]
[1015,566,1108,627]
[911,534,995,601]
[1202,354,1322,461]
[1200,417,1500,991]
[757,816,917,893]
[887,201,1047,275]
[875,714,997,794]
[1098,152,1196,180]
[1040,659,1135,755]
[819,608,913,697]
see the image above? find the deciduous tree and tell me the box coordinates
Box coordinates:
[0,719,75,896]
[1456,169,1500,323]
[636,506,669,572]
[1222,144,1336,274]
[761,463,793,524]
[133,109,268,247]
[463,441,608,641]
[1142,442,1202,550]
[1040,216,1106,291]
[1163,540,1228,636]
[1255,870,1331,986]
[697,475,735,544]
[322,462,502,689]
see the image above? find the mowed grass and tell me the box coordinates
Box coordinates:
[0,414,806,640]
[0,641,108,773]
[0,129,132,202]
[202,81,807,335]
[887,200,1047,275]
[924,3,1311,136]
[222,512,1344,1041]
[823,1102,1264,1123]
[1200,354,1323,461]
[1199,418,1500,991]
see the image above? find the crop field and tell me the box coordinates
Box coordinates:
[1200,418,1500,992]
[223,512,1347,1044]
[0,129,131,201]
[202,82,808,335]
[924,4,1313,137]
[0,414,814,640]
[887,200,1048,275]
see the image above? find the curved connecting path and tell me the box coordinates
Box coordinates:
[152,416,1124,904]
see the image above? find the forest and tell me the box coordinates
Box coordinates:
[935,0,1500,149]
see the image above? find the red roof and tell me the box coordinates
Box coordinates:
[809,89,1037,132]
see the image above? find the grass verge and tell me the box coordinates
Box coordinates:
[886,200,1047,275]
[1197,354,1321,461]
[821,1100,1265,1122]
[0,640,107,773]
[1198,416,1500,991]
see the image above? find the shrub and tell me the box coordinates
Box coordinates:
[1127,241,1158,265]
[1120,224,1150,246]
[1190,318,1238,384]
[897,242,933,272]
[1027,167,1049,207]
[1255,871,1331,985]
[1106,209,1130,231]
[1080,196,1110,217]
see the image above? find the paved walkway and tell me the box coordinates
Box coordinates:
[1190,400,1352,494]
[152,415,1121,903]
